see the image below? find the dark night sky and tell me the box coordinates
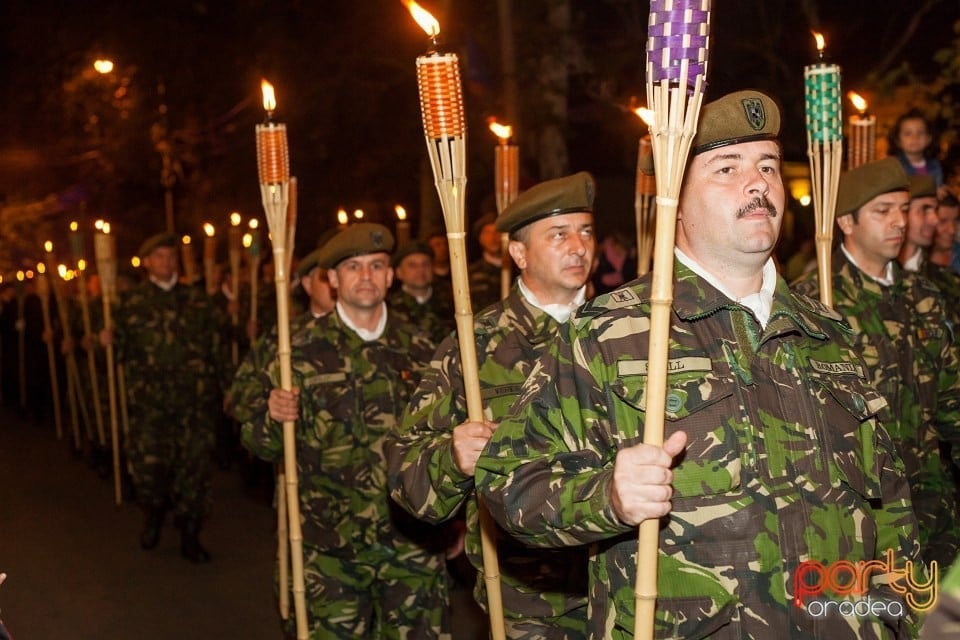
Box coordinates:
[0,0,958,271]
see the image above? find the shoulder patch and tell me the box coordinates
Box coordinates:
[575,285,647,322]
[792,290,843,322]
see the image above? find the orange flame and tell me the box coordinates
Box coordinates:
[812,32,825,52]
[633,107,655,127]
[337,208,349,225]
[44,241,53,253]
[488,120,513,144]
[203,223,215,237]
[403,0,440,38]
[182,235,192,245]
[395,205,407,221]
[230,212,242,226]
[261,79,277,113]
[848,91,868,113]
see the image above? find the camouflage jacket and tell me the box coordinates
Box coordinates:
[794,249,960,567]
[385,287,588,620]
[476,261,920,640]
[114,280,229,393]
[241,309,442,556]
[228,309,318,425]
[387,287,455,345]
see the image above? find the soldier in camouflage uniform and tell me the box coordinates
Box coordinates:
[241,224,448,639]
[475,91,920,640]
[795,158,960,569]
[468,212,506,312]
[387,241,455,345]
[107,232,228,563]
[386,172,597,639]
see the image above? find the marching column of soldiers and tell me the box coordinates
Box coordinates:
[6,89,960,639]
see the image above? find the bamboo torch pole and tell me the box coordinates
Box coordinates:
[405,3,506,638]
[35,262,63,440]
[46,244,85,451]
[256,78,308,640]
[229,213,243,366]
[635,3,711,639]
[94,226,123,505]
[15,272,26,410]
[489,120,519,300]
[804,32,843,308]
[72,222,107,448]
[203,224,218,296]
[633,109,657,277]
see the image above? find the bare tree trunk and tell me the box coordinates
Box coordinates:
[537,0,571,180]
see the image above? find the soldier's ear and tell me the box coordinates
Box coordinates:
[507,240,527,270]
[836,213,855,237]
[327,268,339,290]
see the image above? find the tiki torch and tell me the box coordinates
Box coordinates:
[404,2,505,638]
[46,242,85,450]
[636,2,711,639]
[337,208,349,229]
[804,32,843,307]
[71,221,106,448]
[489,119,518,299]
[847,91,876,170]
[15,271,26,410]
[229,212,243,366]
[94,224,123,505]
[246,218,262,338]
[255,77,307,639]
[181,234,197,285]
[203,223,218,296]
[395,205,411,247]
[633,107,657,277]
[35,260,64,441]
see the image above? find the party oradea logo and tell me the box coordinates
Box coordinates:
[793,549,938,619]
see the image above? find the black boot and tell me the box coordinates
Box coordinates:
[140,507,166,550]
[180,520,211,563]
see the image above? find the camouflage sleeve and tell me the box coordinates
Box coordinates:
[386,335,474,523]
[933,302,960,465]
[475,324,629,548]
[229,326,278,424]
[239,345,285,463]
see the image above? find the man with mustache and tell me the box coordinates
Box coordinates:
[794,157,960,570]
[386,172,596,639]
[476,91,919,639]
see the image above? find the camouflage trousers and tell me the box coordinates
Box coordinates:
[284,543,450,639]
[125,377,216,520]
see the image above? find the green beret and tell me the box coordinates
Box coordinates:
[909,174,937,200]
[836,157,909,217]
[392,240,434,267]
[315,223,394,269]
[691,90,781,155]
[137,232,178,258]
[495,171,595,234]
[296,248,322,280]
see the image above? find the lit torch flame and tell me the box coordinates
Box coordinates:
[230,212,242,227]
[37,263,46,275]
[488,120,513,145]
[337,209,349,225]
[248,218,259,230]
[102,222,111,235]
[243,233,252,249]
[402,0,440,38]
[633,107,655,127]
[354,209,364,221]
[17,271,24,282]
[395,205,407,221]
[204,223,215,237]
[848,91,868,114]
[261,79,277,115]
[70,221,79,232]
[182,235,192,245]
[813,31,825,57]
[44,241,53,253]
[94,219,104,230]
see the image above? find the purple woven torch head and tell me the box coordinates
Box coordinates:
[646,0,711,89]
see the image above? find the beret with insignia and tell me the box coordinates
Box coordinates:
[316,223,394,269]
[138,232,178,258]
[392,240,435,267]
[495,171,595,234]
[909,174,937,200]
[691,89,781,156]
[836,157,909,217]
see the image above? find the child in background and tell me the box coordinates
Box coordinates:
[888,108,945,187]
